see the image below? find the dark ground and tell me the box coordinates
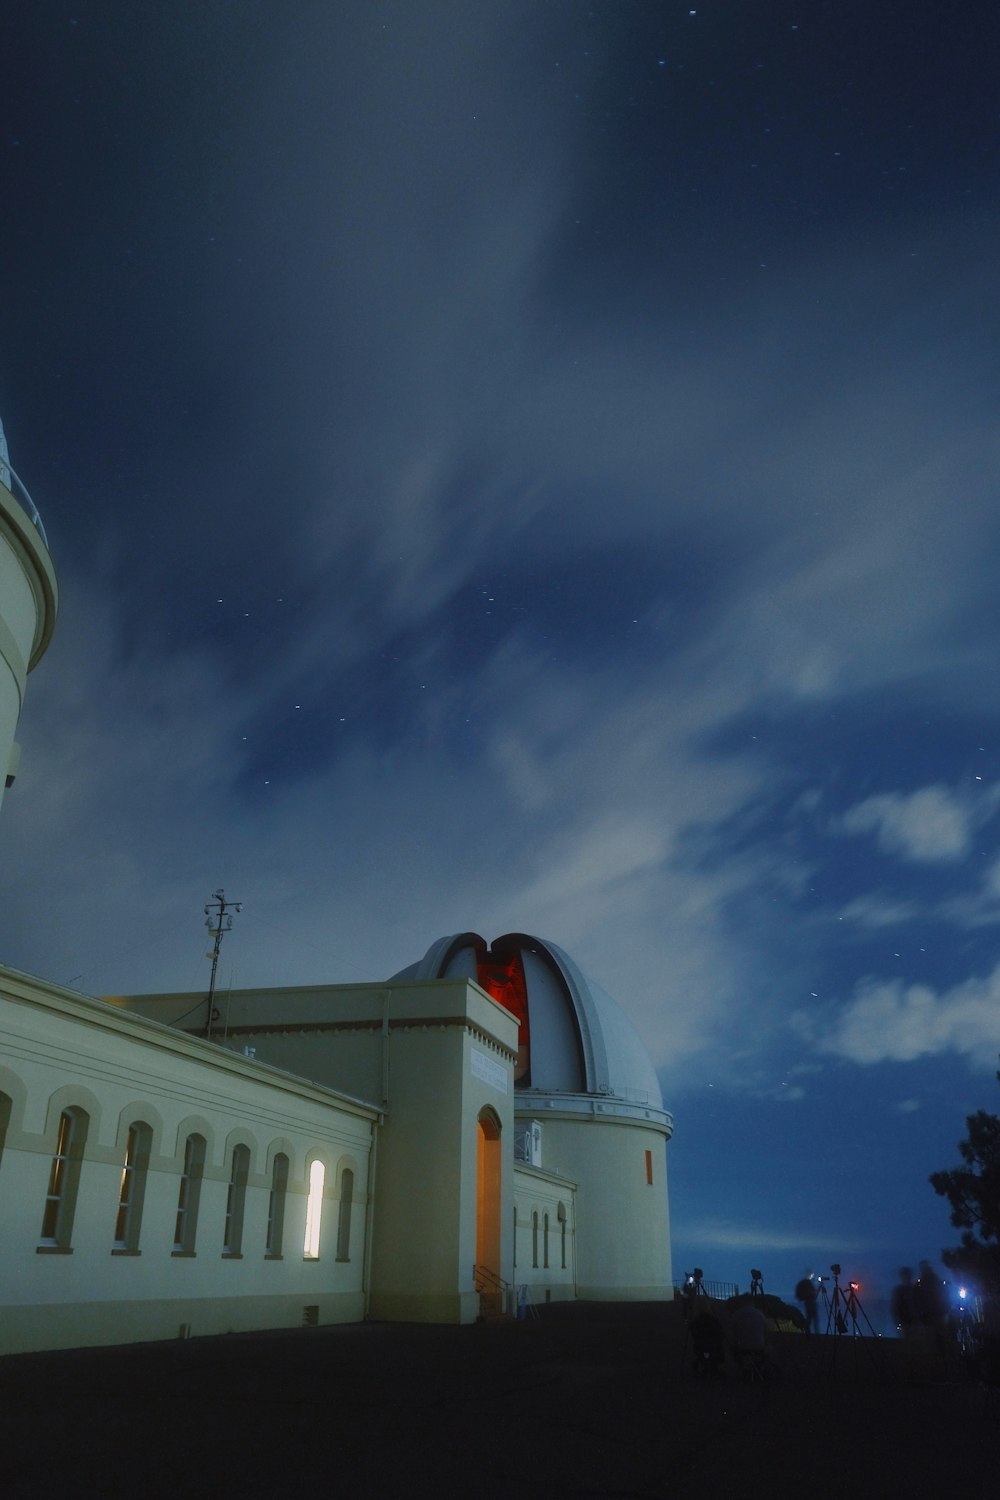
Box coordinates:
[0,1300,996,1499]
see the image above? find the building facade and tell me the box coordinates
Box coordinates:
[0,934,673,1355]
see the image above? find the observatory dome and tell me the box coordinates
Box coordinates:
[390,931,663,1109]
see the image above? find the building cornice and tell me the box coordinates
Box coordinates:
[515,1088,673,1137]
[0,964,380,1121]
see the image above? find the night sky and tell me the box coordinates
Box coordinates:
[2,2,999,1311]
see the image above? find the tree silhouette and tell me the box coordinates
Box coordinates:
[930,1073,1000,1293]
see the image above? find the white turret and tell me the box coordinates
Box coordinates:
[0,418,57,813]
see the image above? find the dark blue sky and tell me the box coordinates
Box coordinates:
[2,0,999,1303]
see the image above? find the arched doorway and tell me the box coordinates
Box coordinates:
[476,1108,502,1282]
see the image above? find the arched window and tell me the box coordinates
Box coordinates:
[558,1202,567,1270]
[543,1211,550,1269]
[0,1091,11,1170]
[223,1144,251,1257]
[303,1159,325,1260]
[336,1169,354,1262]
[531,1210,539,1269]
[173,1133,206,1256]
[266,1154,289,1259]
[113,1121,152,1254]
[39,1107,89,1252]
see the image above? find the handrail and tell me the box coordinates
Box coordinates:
[675,1277,739,1301]
[1,460,49,548]
[474,1262,513,1316]
[474,1263,508,1294]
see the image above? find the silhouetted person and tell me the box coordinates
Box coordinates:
[914,1260,947,1351]
[731,1299,771,1380]
[688,1306,726,1378]
[795,1275,819,1337]
[683,1267,706,1318]
[892,1266,916,1339]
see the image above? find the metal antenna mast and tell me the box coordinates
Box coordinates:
[204,888,242,1039]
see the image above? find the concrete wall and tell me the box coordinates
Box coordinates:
[0,482,57,813]
[0,966,376,1355]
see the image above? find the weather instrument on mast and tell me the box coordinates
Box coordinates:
[204,888,241,1039]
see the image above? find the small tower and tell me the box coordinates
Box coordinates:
[0,417,57,814]
[397,932,675,1301]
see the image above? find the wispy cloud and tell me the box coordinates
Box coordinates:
[810,966,1000,1067]
[838,893,920,929]
[839,784,995,864]
[681,1219,869,1254]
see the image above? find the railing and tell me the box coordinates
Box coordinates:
[674,1277,739,1301]
[1,460,49,548]
[474,1263,514,1318]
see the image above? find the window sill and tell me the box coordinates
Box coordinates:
[36,1244,73,1255]
[222,1252,243,1260]
[171,1250,196,1258]
[265,1253,284,1261]
[111,1248,141,1257]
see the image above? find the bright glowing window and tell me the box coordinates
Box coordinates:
[303,1159,325,1259]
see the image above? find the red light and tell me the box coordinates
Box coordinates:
[477,948,531,1083]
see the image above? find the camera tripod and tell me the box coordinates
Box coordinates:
[819,1264,880,1371]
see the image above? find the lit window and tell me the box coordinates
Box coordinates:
[336,1169,353,1262]
[266,1154,289,1258]
[39,1107,89,1251]
[303,1160,325,1259]
[173,1134,206,1256]
[223,1144,250,1257]
[113,1122,151,1253]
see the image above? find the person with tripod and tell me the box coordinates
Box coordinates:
[795,1273,819,1337]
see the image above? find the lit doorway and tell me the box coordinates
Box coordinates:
[476,1108,501,1281]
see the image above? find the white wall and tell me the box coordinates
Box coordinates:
[121,979,521,1324]
[516,1105,673,1300]
[512,1163,577,1306]
[0,967,376,1355]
